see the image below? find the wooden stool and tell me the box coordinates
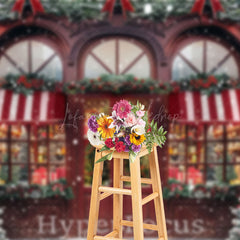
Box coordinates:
[87,145,168,240]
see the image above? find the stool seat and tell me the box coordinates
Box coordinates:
[87,145,168,240]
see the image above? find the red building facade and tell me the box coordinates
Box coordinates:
[0,4,240,239]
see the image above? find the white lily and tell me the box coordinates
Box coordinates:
[131,125,146,135]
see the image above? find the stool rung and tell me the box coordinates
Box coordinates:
[120,220,158,231]
[104,230,118,237]
[99,186,132,195]
[120,176,152,184]
[94,236,126,240]
[100,192,112,201]
[142,192,159,205]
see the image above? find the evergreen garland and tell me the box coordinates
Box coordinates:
[0,73,239,96]
[0,0,240,22]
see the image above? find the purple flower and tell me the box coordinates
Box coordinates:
[124,145,130,152]
[125,135,131,146]
[88,115,99,133]
[132,144,141,153]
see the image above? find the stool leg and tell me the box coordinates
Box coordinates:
[87,150,104,240]
[113,158,123,238]
[149,147,168,240]
[129,157,144,240]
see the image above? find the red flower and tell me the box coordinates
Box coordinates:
[115,141,125,152]
[105,138,115,148]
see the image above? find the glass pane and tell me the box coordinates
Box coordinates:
[31,165,47,185]
[11,125,27,139]
[214,56,239,78]
[11,143,28,163]
[207,143,224,163]
[0,124,8,139]
[0,165,8,184]
[38,56,63,81]
[0,56,21,76]
[227,124,240,140]
[49,124,65,140]
[169,142,185,164]
[227,143,240,163]
[38,144,48,164]
[50,142,66,163]
[125,55,150,78]
[32,41,54,71]
[4,41,28,72]
[188,143,204,164]
[168,164,186,183]
[38,127,48,139]
[0,143,8,163]
[228,165,240,185]
[172,56,196,81]
[49,165,66,182]
[92,39,115,73]
[12,165,28,185]
[181,41,203,72]
[119,39,143,73]
[187,165,204,185]
[188,125,204,141]
[169,123,186,140]
[206,41,228,73]
[206,165,223,184]
[207,125,224,140]
[84,55,109,78]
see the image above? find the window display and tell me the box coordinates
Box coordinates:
[169,123,240,186]
[0,124,66,185]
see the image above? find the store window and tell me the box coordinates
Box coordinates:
[172,39,239,81]
[169,123,240,186]
[83,37,153,78]
[0,124,66,186]
[0,40,63,81]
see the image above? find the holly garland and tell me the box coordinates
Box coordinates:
[0,73,239,96]
[0,0,240,22]
[0,179,74,200]
[164,179,239,202]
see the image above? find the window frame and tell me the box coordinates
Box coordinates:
[0,124,66,185]
[170,35,240,81]
[0,36,64,80]
[79,36,157,79]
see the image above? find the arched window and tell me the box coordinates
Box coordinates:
[0,39,63,81]
[82,37,154,78]
[172,39,239,81]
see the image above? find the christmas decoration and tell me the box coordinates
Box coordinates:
[87,100,167,163]
[0,0,238,22]
[1,73,239,95]
[0,179,74,200]
[227,205,240,240]
[191,0,224,16]
[11,0,44,16]
[102,0,134,19]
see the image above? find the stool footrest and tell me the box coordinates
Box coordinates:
[94,236,126,240]
[142,192,159,205]
[120,220,158,231]
[104,230,118,238]
[100,192,112,201]
[120,176,152,184]
[99,186,132,195]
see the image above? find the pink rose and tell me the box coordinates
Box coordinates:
[137,119,146,127]
[125,113,137,127]
[136,110,145,117]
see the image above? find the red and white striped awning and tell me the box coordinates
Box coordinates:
[0,90,66,124]
[169,89,240,123]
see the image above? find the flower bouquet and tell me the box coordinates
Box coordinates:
[87,100,167,163]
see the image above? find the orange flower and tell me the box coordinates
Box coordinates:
[97,116,115,139]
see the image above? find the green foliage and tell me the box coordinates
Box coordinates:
[95,151,113,163]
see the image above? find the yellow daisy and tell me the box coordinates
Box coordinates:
[130,133,146,146]
[97,116,115,139]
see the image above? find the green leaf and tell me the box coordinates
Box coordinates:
[95,152,113,164]
[129,151,138,163]
[99,146,110,152]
